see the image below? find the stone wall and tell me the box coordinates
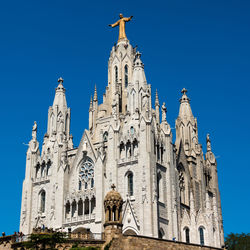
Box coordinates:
[109,235,223,250]
[0,236,12,250]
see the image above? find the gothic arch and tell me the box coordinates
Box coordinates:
[125,171,134,197]
[123,228,138,236]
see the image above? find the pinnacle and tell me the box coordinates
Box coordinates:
[155,89,159,106]
[94,85,98,101]
[58,77,64,84]
[180,88,190,103]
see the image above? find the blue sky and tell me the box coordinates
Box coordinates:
[0,0,249,236]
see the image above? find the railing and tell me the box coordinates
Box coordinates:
[12,232,104,243]
[65,213,95,223]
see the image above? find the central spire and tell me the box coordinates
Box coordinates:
[109,14,133,43]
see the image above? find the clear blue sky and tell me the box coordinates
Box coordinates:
[0,0,249,236]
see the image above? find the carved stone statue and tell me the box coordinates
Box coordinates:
[162,102,167,121]
[109,14,133,42]
[32,121,37,139]
[206,134,211,152]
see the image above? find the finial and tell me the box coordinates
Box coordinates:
[111,183,116,190]
[180,88,190,103]
[155,89,159,106]
[58,77,64,84]
[135,51,141,59]
[94,85,98,101]
[181,88,187,95]
[89,95,93,111]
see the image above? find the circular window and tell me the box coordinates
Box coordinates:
[79,157,94,183]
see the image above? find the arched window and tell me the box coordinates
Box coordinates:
[91,197,96,213]
[157,172,163,202]
[79,180,82,190]
[71,200,77,217]
[199,227,205,245]
[124,65,128,87]
[84,198,89,215]
[108,206,111,221]
[114,66,118,83]
[185,227,190,243]
[35,164,40,179]
[46,161,51,176]
[103,131,108,142]
[91,178,94,188]
[78,199,83,216]
[41,163,45,177]
[112,205,117,221]
[40,190,46,213]
[128,172,133,196]
[65,201,70,218]
[158,228,164,239]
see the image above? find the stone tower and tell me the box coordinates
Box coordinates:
[20,18,224,248]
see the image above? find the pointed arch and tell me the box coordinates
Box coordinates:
[124,64,128,87]
[39,190,46,213]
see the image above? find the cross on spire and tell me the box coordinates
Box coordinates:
[111,183,116,190]
[58,77,64,84]
[181,88,187,95]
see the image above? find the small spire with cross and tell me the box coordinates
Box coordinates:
[181,88,187,95]
[111,183,116,190]
[180,88,190,103]
[58,77,64,84]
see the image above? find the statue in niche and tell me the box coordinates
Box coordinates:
[206,134,211,152]
[120,144,125,159]
[142,94,149,110]
[112,99,118,120]
[32,121,37,140]
[161,102,167,121]
[30,123,39,152]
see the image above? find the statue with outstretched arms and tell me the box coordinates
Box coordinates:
[109,14,133,42]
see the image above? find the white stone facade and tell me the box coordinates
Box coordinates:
[20,38,224,248]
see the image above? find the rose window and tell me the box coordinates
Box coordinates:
[79,157,94,183]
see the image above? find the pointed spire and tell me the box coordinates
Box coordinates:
[155,89,159,107]
[131,51,147,87]
[89,95,93,111]
[178,88,193,119]
[53,77,67,108]
[93,85,98,102]
[134,51,144,69]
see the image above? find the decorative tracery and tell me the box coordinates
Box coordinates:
[79,157,94,189]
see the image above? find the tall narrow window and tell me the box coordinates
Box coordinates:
[65,201,70,218]
[78,199,83,216]
[40,191,46,213]
[124,65,128,87]
[84,198,89,215]
[91,197,96,213]
[115,66,118,83]
[157,172,163,202]
[79,180,82,190]
[199,227,204,245]
[128,173,133,196]
[71,200,77,217]
[185,228,190,243]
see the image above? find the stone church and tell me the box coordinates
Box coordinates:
[19,15,224,248]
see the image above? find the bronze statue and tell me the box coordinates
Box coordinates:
[109,14,133,42]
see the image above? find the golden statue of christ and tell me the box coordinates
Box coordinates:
[109,14,133,42]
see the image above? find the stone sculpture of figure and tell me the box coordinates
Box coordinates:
[32,121,37,139]
[162,102,167,121]
[206,134,211,152]
[109,14,133,42]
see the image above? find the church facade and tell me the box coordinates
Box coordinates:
[19,21,224,248]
